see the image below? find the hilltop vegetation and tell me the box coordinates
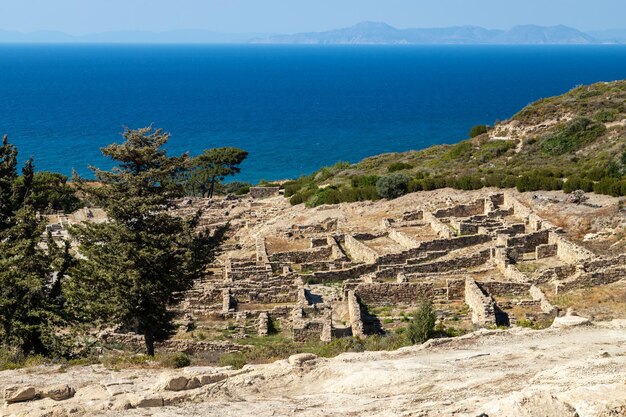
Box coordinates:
[285,80,626,206]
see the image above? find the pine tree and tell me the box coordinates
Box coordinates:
[0,138,63,355]
[189,147,248,198]
[67,127,226,356]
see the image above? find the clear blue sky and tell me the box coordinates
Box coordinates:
[0,0,623,34]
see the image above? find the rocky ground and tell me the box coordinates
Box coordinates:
[3,318,626,417]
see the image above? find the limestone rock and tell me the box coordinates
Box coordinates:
[129,394,164,408]
[199,372,229,385]
[552,315,590,328]
[101,379,134,397]
[288,353,317,366]
[3,386,38,403]
[41,384,76,401]
[156,375,189,391]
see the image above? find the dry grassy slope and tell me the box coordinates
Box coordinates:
[321,80,626,184]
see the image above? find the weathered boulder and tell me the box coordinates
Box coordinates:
[41,384,76,401]
[129,394,164,408]
[288,353,317,366]
[3,386,38,403]
[156,375,189,391]
[552,315,590,328]
[199,372,229,385]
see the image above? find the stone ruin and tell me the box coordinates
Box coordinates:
[54,190,626,355]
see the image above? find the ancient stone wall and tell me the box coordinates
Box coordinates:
[536,244,558,259]
[355,282,433,305]
[388,229,421,249]
[446,279,465,300]
[423,211,454,238]
[499,230,549,253]
[249,187,280,199]
[464,278,496,326]
[347,290,365,337]
[270,245,332,263]
[344,235,379,263]
[548,231,595,262]
[433,199,485,218]
[477,281,531,297]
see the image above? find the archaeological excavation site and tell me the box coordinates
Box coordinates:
[6,186,625,416]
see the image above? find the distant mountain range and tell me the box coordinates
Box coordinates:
[0,22,621,45]
[251,22,604,45]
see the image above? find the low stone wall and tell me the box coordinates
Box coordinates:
[347,291,365,338]
[536,244,558,259]
[548,231,595,263]
[423,210,455,238]
[499,230,549,253]
[388,229,421,249]
[99,333,249,355]
[529,285,557,314]
[344,235,379,263]
[433,199,485,219]
[255,236,270,265]
[464,278,496,326]
[477,281,531,297]
[402,249,490,275]
[270,245,332,263]
[308,263,378,284]
[558,265,626,292]
[446,278,465,300]
[249,187,280,199]
[355,282,433,305]
[418,234,492,252]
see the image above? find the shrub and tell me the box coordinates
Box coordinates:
[376,173,410,199]
[387,162,413,173]
[406,300,437,344]
[445,140,472,160]
[159,352,191,369]
[540,117,606,156]
[563,176,594,193]
[453,175,484,190]
[469,125,489,138]
[222,181,252,195]
[593,108,619,123]
[351,175,379,188]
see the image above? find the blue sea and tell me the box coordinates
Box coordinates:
[1,45,626,183]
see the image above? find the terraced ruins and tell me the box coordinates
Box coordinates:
[41,187,626,357]
[7,186,626,416]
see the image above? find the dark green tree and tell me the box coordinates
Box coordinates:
[67,127,226,356]
[406,300,437,344]
[189,147,248,198]
[376,173,410,199]
[0,138,65,356]
[13,171,81,213]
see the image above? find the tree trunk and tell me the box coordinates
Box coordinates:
[209,179,215,199]
[144,329,155,357]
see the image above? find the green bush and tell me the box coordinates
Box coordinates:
[222,181,252,195]
[387,162,413,173]
[351,175,379,188]
[563,176,594,193]
[593,108,619,123]
[469,125,489,138]
[406,300,437,344]
[445,140,472,160]
[376,173,410,199]
[159,352,191,369]
[540,117,606,156]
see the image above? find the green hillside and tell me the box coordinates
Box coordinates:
[284,80,626,206]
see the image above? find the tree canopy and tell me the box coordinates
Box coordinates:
[0,136,67,356]
[67,127,227,355]
[189,147,248,198]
